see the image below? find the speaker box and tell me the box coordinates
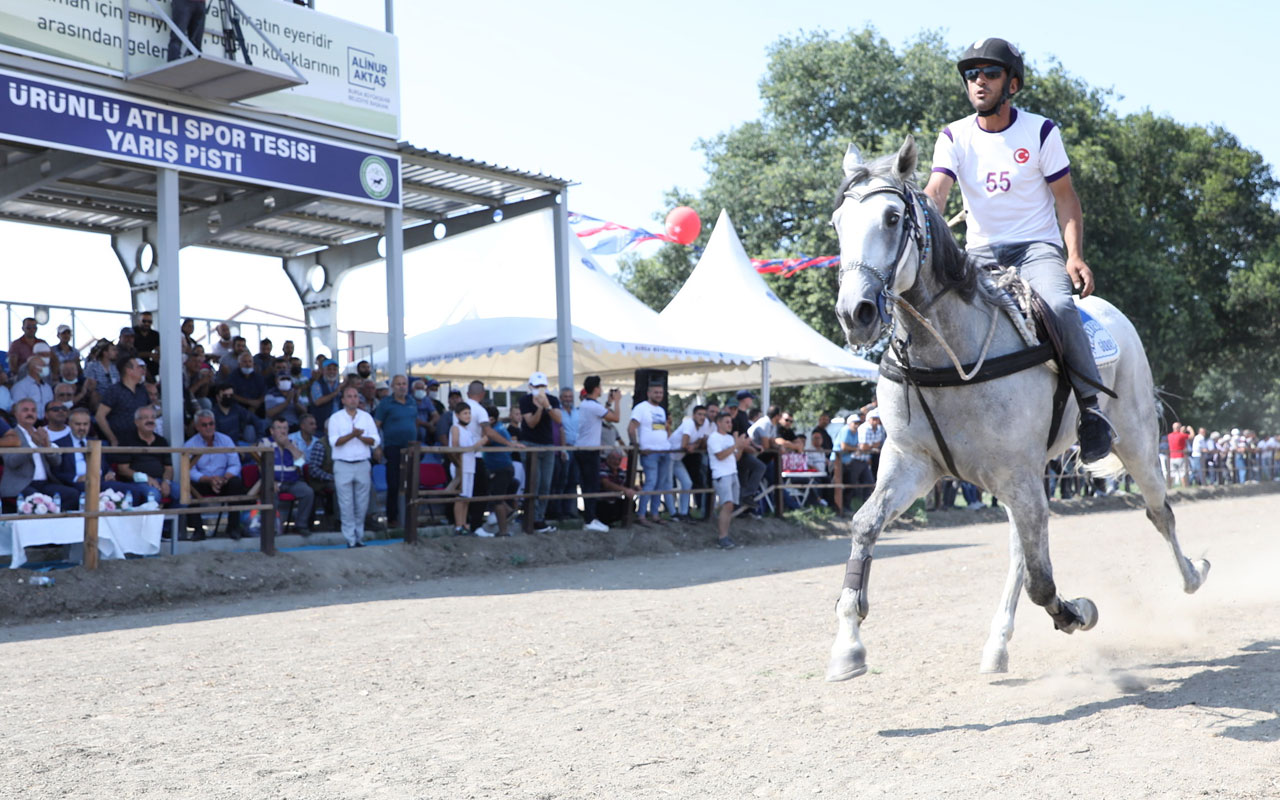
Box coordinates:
[632,368,669,412]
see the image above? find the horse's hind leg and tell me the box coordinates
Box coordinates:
[1113,438,1211,594]
[827,447,939,682]
[980,510,1024,673]
[1003,479,1099,636]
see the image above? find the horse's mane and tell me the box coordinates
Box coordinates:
[835,153,997,305]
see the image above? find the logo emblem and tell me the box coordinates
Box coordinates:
[359,156,393,200]
[1014,148,1030,164]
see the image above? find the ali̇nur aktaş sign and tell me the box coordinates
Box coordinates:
[2,68,399,206]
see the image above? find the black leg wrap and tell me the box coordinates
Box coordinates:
[841,557,873,620]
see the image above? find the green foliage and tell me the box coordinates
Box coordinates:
[620,27,1280,429]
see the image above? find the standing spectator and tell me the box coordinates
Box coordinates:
[668,405,708,521]
[95,357,150,446]
[116,327,138,362]
[861,408,887,479]
[480,405,516,536]
[412,378,440,443]
[1190,427,1208,486]
[373,374,417,527]
[230,351,268,439]
[11,354,54,415]
[328,385,380,548]
[596,449,637,527]
[7,317,46,376]
[1230,428,1249,484]
[52,324,80,372]
[253,338,275,378]
[263,361,305,429]
[1259,432,1278,481]
[449,402,489,536]
[576,377,620,532]
[210,322,235,367]
[707,411,748,550]
[815,412,835,453]
[730,390,766,515]
[84,339,119,390]
[309,359,342,429]
[434,388,463,445]
[1167,423,1191,487]
[693,402,720,517]
[133,312,160,379]
[628,379,670,525]
[1,397,79,511]
[519,372,562,532]
[263,416,315,534]
[355,360,373,381]
[551,386,580,522]
[836,413,873,508]
[184,409,245,539]
[115,406,173,508]
[748,406,782,486]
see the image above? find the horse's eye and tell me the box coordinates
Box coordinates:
[886,212,900,226]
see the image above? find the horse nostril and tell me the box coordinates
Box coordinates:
[853,301,877,327]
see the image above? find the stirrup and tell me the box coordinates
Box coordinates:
[1078,404,1118,461]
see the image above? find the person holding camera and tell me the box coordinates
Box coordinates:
[519,371,561,533]
[575,376,621,532]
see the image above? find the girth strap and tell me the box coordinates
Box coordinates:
[880,341,1054,388]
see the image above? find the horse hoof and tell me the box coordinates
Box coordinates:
[1185,558,1210,594]
[979,648,1009,674]
[1071,597,1099,631]
[826,645,868,682]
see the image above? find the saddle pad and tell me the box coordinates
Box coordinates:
[1079,306,1120,367]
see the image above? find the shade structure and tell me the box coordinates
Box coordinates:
[660,210,877,392]
[372,209,752,387]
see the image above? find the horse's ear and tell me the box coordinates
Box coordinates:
[895,136,918,179]
[842,142,864,177]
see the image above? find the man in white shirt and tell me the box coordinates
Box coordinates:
[328,385,380,547]
[1,397,79,510]
[576,375,621,532]
[923,37,1111,463]
[668,404,709,521]
[42,399,73,444]
[1190,427,1208,486]
[628,380,672,525]
[707,411,748,549]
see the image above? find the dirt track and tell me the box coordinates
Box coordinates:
[2,493,1278,799]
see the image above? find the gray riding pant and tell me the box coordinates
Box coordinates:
[968,241,1101,401]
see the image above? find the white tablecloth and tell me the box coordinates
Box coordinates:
[0,515,164,568]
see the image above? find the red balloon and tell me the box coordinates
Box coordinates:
[665,206,701,245]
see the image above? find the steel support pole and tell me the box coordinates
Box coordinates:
[761,357,771,414]
[551,191,574,390]
[384,206,405,375]
[157,167,183,554]
[384,0,394,33]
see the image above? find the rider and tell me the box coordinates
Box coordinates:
[922,37,1113,462]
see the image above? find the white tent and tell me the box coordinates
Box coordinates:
[374,210,752,387]
[660,210,878,393]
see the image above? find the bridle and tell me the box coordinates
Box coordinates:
[836,181,931,327]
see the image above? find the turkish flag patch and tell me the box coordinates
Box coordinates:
[1014,148,1030,164]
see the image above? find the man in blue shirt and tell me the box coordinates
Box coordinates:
[309,359,342,432]
[834,414,873,509]
[373,374,418,527]
[184,409,245,539]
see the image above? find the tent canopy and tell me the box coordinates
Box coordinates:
[375,210,752,387]
[660,210,877,391]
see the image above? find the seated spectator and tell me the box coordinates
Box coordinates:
[42,399,72,444]
[133,312,160,379]
[209,322,234,366]
[184,409,245,539]
[8,317,47,377]
[52,324,80,372]
[596,449,637,527]
[264,361,306,430]
[180,317,197,357]
[1,397,79,511]
[253,338,275,378]
[263,416,315,534]
[815,412,835,452]
[0,407,18,446]
[0,375,12,416]
[84,339,120,390]
[210,382,254,442]
[308,359,343,430]
[115,405,172,507]
[805,431,829,472]
[11,354,55,415]
[57,359,91,408]
[229,351,269,439]
[116,327,138,362]
[291,413,334,518]
[95,356,151,446]
[55,407,150,505]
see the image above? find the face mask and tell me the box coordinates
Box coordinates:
[277,379,292,391]
[62,401,74,409]
[39,366,50,378]
[413,389,427,400]
[240,366,254,375]
[62,377,77,385]
[219,395,232,406]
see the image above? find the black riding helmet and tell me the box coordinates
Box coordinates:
[957,38,1025,115]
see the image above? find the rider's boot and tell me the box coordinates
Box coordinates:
[1078,396,1114,463]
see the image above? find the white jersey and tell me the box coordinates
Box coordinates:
[931,108,1070,248]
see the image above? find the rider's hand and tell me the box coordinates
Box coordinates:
[1066,256,1094,298]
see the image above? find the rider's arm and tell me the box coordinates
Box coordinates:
[1048,174,1093,297]
[923,171,953,214]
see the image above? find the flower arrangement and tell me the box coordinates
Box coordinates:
[18,493,58,515]
[99,489,127,512]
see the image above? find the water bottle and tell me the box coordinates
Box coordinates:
[79,492,87,512]
[16,493,24,512]
[26,575,54,586]
[123,492,133,510]
[54,494,62,513]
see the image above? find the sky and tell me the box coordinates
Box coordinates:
[3,0,1277,346]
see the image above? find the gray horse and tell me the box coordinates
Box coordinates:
[826,136,1210,681]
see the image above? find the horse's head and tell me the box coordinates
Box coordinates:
[832,136,928,346]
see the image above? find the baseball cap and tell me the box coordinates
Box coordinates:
[32,342,51,354]
[57,324,71,335]
[867,409,881,419]
[426,377,439,387]
[735,389,756,400]
[529,371,549,387]
[322,359,338,367]
[119,326,134,336]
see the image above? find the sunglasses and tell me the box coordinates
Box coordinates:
[964,65,1005,82]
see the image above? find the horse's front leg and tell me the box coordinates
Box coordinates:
[980,508,1024,673]
[828,448,939,682]
[1004,479,1099,637]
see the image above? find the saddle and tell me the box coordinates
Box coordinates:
[990,267,1119,368]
